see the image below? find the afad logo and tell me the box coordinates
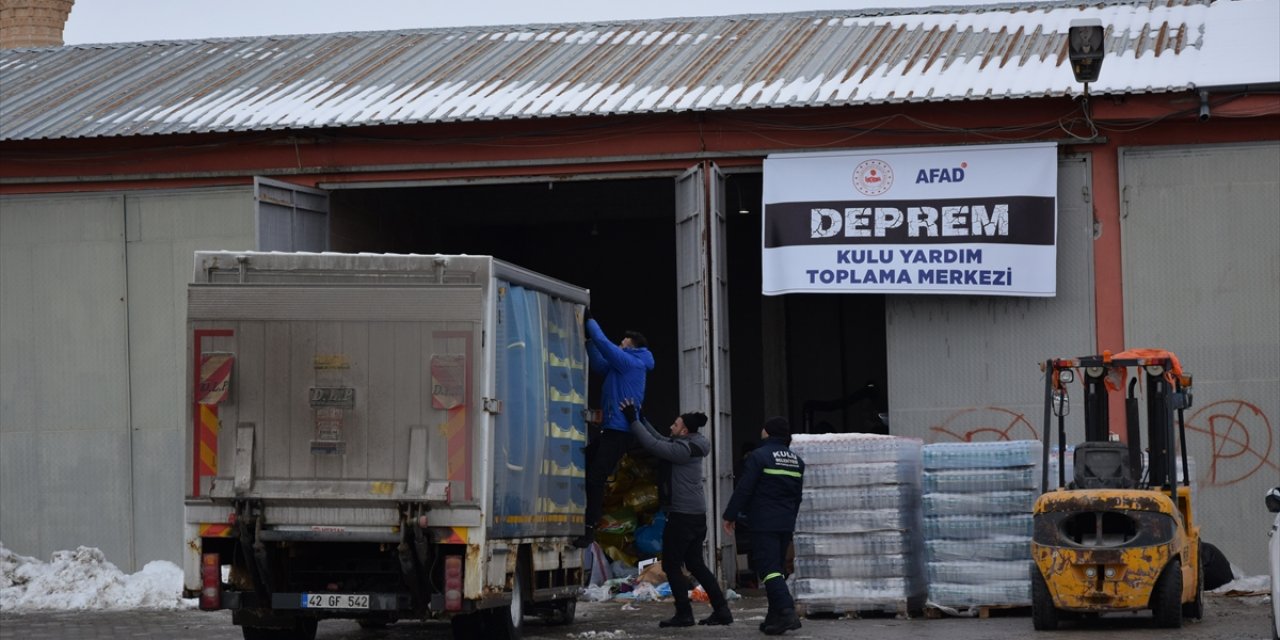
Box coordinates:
[916,162,967,184]
[852,159,893,196]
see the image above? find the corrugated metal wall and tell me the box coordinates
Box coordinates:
[1120,142,1280,575]
[885,156,1095,443]
[1,193,132,565]
[0,188,254,570]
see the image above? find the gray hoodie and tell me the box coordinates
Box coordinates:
[628,417,711,515]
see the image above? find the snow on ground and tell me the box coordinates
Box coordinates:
[1211,575,1272,595]
[0,543,195,611]
[0,541,1271,613]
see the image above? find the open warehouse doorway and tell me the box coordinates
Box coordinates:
[311,168,891,585]
[313,170,891,454]
[324,176,683,424]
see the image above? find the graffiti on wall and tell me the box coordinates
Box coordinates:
[928,399,1276,487]
[1185,399,1276,487]
[928,406,1038,443]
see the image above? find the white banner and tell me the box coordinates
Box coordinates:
[762,142,1058,296]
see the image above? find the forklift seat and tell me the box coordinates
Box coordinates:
[1073,442,1136,489]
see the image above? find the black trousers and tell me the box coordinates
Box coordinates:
[583,428,631,529]
[663,512,727,614]
[749,530,796,613]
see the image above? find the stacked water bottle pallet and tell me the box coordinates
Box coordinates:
[921,440,1042,615]
[790,433,926,617]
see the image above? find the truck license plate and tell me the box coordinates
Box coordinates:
[301,593,369,609]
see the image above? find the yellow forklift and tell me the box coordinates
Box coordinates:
[1031,350,1203,630]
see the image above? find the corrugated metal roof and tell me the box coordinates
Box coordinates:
[1,0,1276,141]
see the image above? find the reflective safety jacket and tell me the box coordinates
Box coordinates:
[721,436,805,532]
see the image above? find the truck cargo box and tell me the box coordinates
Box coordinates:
[183,251,588,639]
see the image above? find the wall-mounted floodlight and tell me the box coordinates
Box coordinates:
[1068,18,1106,84]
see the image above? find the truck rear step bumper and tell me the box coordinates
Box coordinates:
[222,591,414,612]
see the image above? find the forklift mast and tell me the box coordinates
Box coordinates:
[1040,351,1193,496]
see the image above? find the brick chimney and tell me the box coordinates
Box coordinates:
[1,0,75,49]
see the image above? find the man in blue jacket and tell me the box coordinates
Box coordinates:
[573,309,655,548]
[722,417,805,635]
[621,400,733,627]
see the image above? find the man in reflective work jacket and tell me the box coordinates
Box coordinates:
[722,416,805,636]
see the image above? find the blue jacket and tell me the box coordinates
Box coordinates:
[721,436,805,532]
[585,319,654,431]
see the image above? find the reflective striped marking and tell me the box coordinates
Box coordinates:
[198,404,219,477]
[199,523,232,537]
[764,572,784,583]
[439,527,468,544]
[763,468,802,478]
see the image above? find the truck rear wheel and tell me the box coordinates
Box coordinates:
[450,612,484,639]
[241,617,317,640]
[485,554,528,640]
[1151,558,1183,628]
[1031,567,1059,631]
[546,597,577,625]
[356,616,394,629]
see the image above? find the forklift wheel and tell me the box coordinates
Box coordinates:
[1031,568,1059,631]
[1183,543,1205,620]
[1151,559,1184,628]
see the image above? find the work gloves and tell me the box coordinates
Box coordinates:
[621,400,639,425]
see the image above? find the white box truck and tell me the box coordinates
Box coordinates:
[181,252,589,640]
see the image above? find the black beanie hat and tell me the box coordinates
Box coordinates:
[681,412,708,432]
[624,330,648,349]
[763,416,790,438]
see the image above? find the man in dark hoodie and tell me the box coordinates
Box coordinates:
[574,310,655,548]
[621,400,733,628]
[723,416,805,636]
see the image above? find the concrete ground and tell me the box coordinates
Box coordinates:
[0,593,1273,640]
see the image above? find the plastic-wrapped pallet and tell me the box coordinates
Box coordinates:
[921,440,1042,611]
[790,433,926,615]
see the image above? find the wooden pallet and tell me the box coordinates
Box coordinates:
[924,603,1031,619]
[796,595,926,619]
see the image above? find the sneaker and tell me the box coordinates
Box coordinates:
[761,609,801,635]
[699,607,733,626]
[658,614,695,628]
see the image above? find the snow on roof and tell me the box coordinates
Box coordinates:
[0,0,1276,141]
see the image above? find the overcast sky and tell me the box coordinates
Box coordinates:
[63,0,1001,45]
